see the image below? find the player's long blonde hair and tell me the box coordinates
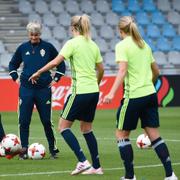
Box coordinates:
[118,16,144,48]
[71,14,91,40]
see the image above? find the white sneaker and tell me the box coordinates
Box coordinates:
[71,160,91,175]
[120,175,136,180]
[82,167,103,175]
[164,172,178,180]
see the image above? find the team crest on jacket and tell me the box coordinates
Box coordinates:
[40,49,45,57]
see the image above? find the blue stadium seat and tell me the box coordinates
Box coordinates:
[142,0,156,12]
[138,25,145,38]
[162,24,176,38]
[172,36,180,51]
[121,10,132,16]
[112,0,125,14]
[147,24,160,39]
[151,11,165,25]
[156,37,172,52]
[144,37,156,52]
[128,0,140,13]
[178,25,180,34]
[136,11,150,26]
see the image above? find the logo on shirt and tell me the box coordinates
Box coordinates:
[46,100,51,104]
[40,49,45,57]
[25,51,30,55]
[19,98,22,105]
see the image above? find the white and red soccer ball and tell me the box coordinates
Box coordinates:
[28,143,46,160]
[136,134,151,149]
[1,134,21,154]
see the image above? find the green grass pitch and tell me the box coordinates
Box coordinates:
[0,107,179,180]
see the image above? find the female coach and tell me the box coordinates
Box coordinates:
[29,14,104,175]
[104,16,177,180]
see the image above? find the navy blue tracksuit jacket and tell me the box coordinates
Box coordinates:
[8,39,65,153]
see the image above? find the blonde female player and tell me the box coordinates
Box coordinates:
[104,16,178,180]
[29,14,104,175]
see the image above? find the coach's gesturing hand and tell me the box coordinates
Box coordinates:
[103,93,114,104]
[29,71,41,84]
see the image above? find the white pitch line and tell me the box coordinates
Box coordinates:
[0,162,180,177]
[29,137,180,142]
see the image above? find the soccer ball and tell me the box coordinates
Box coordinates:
[0,143,5,157]
[28,143,46,160]
[1,134,21,153]
[136,134,151,149]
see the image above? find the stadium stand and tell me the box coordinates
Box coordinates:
[128,0,141,13]
[34,0,49,15]
[153,51,168,68]
[136,11,150,26]
[162,23,176,39]
[0,0,180,75]
[147,24,161,39]
[0,41,5,53]
[80,1,94,14]
[151,11,165,25]
[50,0,64,15]
[172,36,180,51]
[157,0,171,12]
[168,51,180,68]
[156,37,172,52]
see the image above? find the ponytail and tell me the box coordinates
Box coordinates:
[71,14,91,40]
[129,22,144,48]
[118,16,144,48]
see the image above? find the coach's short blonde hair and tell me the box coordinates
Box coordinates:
[26,21,42,34]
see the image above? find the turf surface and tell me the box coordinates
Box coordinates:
[0,107,179,180]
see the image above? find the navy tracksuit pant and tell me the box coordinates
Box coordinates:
[19,85,57,153]
[0,114,5,142]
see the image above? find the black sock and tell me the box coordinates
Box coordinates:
[118,139,134,179]
[152,137,173,177]
[61,128,86,162]
[83,131,100,169]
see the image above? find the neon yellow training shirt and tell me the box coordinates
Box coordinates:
[115,36,156,98]
[59,35,102,94]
